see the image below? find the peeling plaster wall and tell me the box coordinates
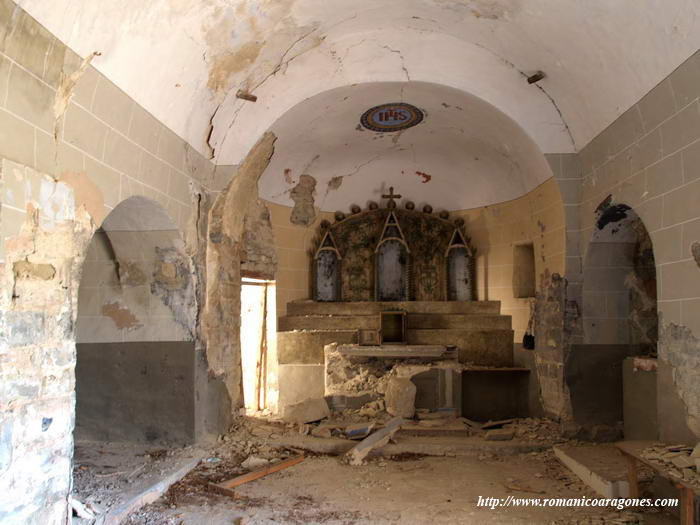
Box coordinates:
[77,230,193,342]
[202,132,276,424]
[241,198,277,280]
[575,50,700,441]
[0,1,225,259]
[0,5,224,523]
[0,160,92,524]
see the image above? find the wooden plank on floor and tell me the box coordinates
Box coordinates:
[210,455,305,494]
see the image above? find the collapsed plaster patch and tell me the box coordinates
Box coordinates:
[151,246,196,339]
[53,51,100,140]
[327,176,343,191]
[101,301,142,330]
[691,241,700,268]
[289,174,317,226]
[595,195,631,231]
[202,131,276,412]
[415,170,432,183]
[116,260,148,286]
[208,41,265,93]
[13,260,56,281]
[57,172,106,224]
[659,322,700,437]
[533,269,575,421]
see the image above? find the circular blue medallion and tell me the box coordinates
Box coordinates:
[360,103,424,132]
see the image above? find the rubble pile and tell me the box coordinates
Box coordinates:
[641,442,700,486]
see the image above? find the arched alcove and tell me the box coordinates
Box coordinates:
[581,203,658,354]
[75,196,196,445]
[569,200,659,439]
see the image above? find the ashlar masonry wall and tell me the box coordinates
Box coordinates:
[575,50,700,442]
[0,3,232,523]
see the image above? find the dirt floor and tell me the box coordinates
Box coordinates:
[70,418,679,524]
[72,440,204,518]
[121,418,677,525]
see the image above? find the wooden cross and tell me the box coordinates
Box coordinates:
[381,186,402,208]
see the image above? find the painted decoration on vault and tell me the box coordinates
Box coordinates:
[360,103,424,132]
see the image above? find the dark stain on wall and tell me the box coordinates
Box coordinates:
[595,195,631,231]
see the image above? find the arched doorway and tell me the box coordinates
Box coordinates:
[582,202,657,354]
[572,200,658,439]
[75,197,196,444]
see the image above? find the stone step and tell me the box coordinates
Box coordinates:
[277,330,357,365]
[277,327,514,367]
[406,329,514,367]
[287,300,502,316]
[407,314,511,330]
[278,315,377,331]
[554,445,630,498]
[278,313,512,332]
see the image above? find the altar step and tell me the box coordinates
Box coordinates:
[286,300,502,316]
[278,313,512,332]
[277,328,513,367]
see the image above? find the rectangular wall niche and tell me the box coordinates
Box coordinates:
[512,243,536,299]
[380,311,406,344]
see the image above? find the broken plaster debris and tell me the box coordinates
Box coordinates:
[345,416,404,466]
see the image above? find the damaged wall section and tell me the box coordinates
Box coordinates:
[75,196,197,444]
[202,131,277,430]
[575,49,700,442]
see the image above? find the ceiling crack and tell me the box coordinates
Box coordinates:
[470,41,576,150]
[381,44,411,81]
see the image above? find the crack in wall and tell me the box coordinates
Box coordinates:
[53,51,100,143]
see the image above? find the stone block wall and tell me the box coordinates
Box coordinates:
[0,3,231,523]
[574,50,700,441]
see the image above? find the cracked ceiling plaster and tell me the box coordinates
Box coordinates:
[261,82,552,211]
[19,0,700,206]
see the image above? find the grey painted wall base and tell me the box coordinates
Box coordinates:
[566,344,634,427]
[622,357,658,440]
[76,342,195,445]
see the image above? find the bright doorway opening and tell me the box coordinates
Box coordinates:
[240,277,278,413]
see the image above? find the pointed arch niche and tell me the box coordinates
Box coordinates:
[313,229,342,301]
[446,227,475,301]
[375,211,410,301]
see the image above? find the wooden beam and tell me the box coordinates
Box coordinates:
[209,455,305,496]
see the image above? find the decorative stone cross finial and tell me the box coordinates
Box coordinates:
[381,186,402,209]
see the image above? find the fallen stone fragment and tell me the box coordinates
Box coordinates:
[282,398,330,424]
[241,456,270,470]
[671,455,695,469]
[346,417,404,466]
[485,428,515,441]
[359,399,385,417]
[691,443,700,458]
[482,418,515,430]
[418,419,447,427]
[311,425,333,438]
[70,497,96,520]
[345,422,376,440]
[384,377,416,418]
[459,417,483,430]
